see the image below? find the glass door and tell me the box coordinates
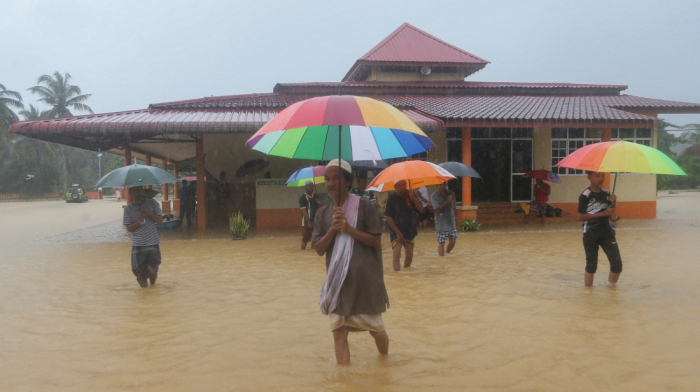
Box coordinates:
[511,139,533,202]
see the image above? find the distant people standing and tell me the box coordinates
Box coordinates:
[123,186,164,288]
[299,180,321,250]
[578,171,622,287]
[416,186,431,228]
[179,180,193,227]
[431,183,457,256]
[527,179,551,224]
[353,172,375,202]
[214,171,231,217]
[385,180,423,271]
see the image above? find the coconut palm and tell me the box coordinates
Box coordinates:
[12,104,57,162]
[27,71,93,118]
[0,83,24,130]
[27,72,93,191]
[0,84,24,166]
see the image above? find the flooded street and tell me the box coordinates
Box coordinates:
[1,193,699,391]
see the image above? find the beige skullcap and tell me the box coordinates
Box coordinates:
[326,159,352,174]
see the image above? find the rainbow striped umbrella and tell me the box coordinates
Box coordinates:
[286,165,326,187]
[246,95,433,161]
[556,140,685,191]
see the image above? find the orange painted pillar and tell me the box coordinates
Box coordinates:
[601,128,612,190]
[461,127,472,206]
[162,161,169,201]
[145,155,152,189]
[161,161,171,214]
[196,135,206,230]
[124,149,132,204]
[173,163,180,215]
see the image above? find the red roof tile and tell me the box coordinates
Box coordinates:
[274,81,628,95]
[359,23,488,64]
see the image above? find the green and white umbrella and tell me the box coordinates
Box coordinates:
[95,163,179,188]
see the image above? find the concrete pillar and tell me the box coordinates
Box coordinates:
[145,155,152,189]
[162,161,169,201]
[173,162,180,216]
[461,127,472,206]
[456,128,477,221]
[124,149,132,205]
[196,135,206,230]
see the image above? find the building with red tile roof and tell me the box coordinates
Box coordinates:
[10,23,700,228]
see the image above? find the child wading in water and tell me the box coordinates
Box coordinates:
[577,171,622,287]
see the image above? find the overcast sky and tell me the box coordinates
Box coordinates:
[2,0,699,126]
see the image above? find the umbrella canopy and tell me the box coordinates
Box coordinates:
[438,162,481,179]
[236,158,270,178]
[246,95,434,161]
[351,160,389,169]
[286,165,326,187]
[556,141,685,175]
[95,164,179,188]
[366,160,455,192]
[522,169,561,184]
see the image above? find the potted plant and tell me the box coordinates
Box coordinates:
[458,218,481,232]
[229,211,250,239]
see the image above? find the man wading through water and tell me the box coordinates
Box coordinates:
[123,186,164,288]
[312,159,390,365]
[578,171,622,287]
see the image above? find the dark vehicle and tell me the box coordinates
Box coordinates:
[66,186,88,203]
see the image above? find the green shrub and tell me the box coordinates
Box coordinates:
[229,211,250,239]
[458,218,481,232]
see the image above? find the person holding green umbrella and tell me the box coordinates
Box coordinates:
[96,163,178,288]
[123,186,164,288]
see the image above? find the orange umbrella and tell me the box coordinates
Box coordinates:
[366,161,455,192]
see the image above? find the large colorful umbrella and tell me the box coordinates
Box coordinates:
[366,161,455,192]
[522,170,561,184]
[246,95,433,161]
[555,140,685,191]
[286,165,326,187]
[246,95,433,204]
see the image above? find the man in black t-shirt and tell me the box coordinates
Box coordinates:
[299,180,321,250]
[385,180,424,272]
[577,171,622,287]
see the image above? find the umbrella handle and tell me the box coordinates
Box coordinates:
[612,172,618,194]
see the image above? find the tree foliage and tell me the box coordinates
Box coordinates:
[27,72,93,118]
[0,159,60,197]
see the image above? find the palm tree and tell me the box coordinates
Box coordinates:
[0,84,25,166]
[12,104,57,162]
[0,83,24,129]
[27,72,93,191]
[27,71,93,118]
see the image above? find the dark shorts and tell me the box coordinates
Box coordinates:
[583,229,622,274]
[131,245,161,285]
[301,225,312,243]
[530,201,547,216]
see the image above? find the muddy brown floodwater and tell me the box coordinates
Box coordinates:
[1,192,699,391]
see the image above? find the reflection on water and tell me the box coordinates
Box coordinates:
[1,193,699,391]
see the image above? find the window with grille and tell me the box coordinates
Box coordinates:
[611,128,652,146]
[551,128,601,175]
